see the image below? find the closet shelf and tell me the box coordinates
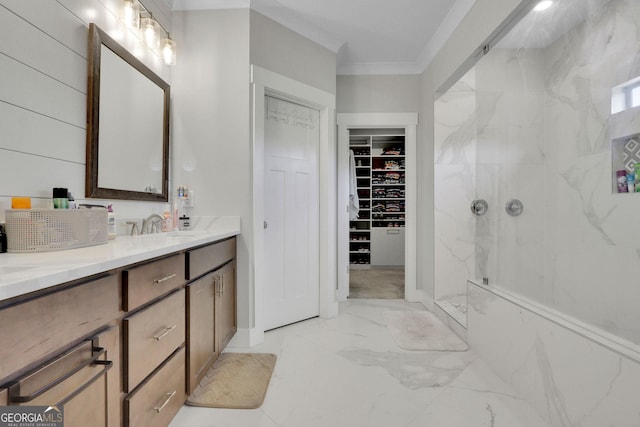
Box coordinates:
[349,130,406,268]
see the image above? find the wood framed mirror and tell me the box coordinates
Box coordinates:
[86,23,170,202]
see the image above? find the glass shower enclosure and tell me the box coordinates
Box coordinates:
[434,0,640,348]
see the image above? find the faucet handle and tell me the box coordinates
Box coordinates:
[125,221,139,236]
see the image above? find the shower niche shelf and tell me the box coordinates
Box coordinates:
[612,132,640,194]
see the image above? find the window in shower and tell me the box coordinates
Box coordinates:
[611,76,640,114]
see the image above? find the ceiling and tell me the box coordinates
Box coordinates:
[170,0,478,75]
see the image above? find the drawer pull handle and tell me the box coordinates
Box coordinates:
[154,273,177,284]
[9,344,109,404]
[215,276,222,296]
[154,390,177,413]
[153,325,177,341]
[213,276,224,297]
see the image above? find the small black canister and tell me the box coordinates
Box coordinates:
[0,224,7,253]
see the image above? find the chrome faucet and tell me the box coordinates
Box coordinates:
[141,214,164,234]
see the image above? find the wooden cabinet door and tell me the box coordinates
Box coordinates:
[215,261,237,352]
[186,273,216,393]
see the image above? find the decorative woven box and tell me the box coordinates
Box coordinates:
[5,209,108,253]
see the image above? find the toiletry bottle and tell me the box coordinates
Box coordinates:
[107,204,116,239]
[162,203,172,232]
[179,215,190,230]
[634,164,640,192]
[173,200,179,231]
[68,192,76,209]
[162,211,172,232]
[53,188,69,208]
[617,170,628,192]
[627,173,635,193]
[0,224,7,253]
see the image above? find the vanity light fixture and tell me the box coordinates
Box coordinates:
[120,0,140,30]
[119,0,177,66]
[534,0,553,12]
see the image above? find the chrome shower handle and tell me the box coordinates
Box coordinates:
[505,199,523,216]
[470,199,488,216]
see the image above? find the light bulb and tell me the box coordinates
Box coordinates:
[141,17,160,49]
[162,38,176,66]
[121,0,139,29]
[534,1,553,12]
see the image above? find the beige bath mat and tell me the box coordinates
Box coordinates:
[383,310,468,351]
[186,353,276,409]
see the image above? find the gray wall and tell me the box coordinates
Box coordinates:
[172,8,337,335]
[250,10,336,95]
[336,75,421,113]
[171,9,253,330]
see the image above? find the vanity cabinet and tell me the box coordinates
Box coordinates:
[0,274,121,427]
[0,233,237,427]
[186,237,237,393]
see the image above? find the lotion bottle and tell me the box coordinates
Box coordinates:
[107,204,116,239]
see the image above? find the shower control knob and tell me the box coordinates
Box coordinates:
[505,199,523,216]
[470,199,488,216]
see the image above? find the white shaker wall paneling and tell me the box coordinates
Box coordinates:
[0,0,171,221]
[0,54,86,127]
[1,151,85,199]
[0,6,86,92]
[0,102,85,163]
[1,0,90,56]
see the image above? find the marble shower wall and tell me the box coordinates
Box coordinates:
[471,0,640,346]
[433,69,476,318]
[468,282,640,427]
[542,0,640,345]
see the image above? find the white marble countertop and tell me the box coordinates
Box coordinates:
[0,216,241,302]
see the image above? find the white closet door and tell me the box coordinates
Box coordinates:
[263,96,320,330]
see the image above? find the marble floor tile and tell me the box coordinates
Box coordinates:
[170,300,548,427]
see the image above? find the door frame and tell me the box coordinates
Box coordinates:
[250,65,338,346]
[337,113,419,301]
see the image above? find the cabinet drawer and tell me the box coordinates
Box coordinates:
[125,347,186,427]
[5,332,113,427]
[0,274,119,383]
[123,253,185,311]
[124,289,185,392]
[186,237,236,280]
